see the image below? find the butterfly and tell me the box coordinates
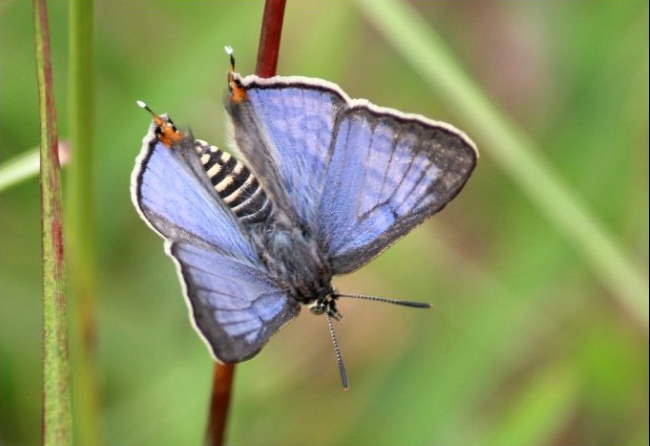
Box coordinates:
[131,48,477,388]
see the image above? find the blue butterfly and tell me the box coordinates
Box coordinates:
[131,51,477,388]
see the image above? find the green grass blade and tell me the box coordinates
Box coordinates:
[0,143,69,193]
[0,149,39,191]
[356,0,649,328]
[482,364,578,446]
[67,0,100,445]
[34,0,72,444]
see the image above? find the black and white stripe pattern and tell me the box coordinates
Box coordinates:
[195,140,272,224]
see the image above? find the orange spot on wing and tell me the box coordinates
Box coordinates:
[153,116,183,147]
[159,125,183,147]
[228,73,248,104]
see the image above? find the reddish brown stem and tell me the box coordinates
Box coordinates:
[204,2,287,446]
[255,0,287,78]
[204,363,235,446]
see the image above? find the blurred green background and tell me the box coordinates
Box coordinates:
[1,1,648,445]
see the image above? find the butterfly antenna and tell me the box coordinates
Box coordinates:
[335,293,431,309]
[136,100,166,126]
[136,100,169,124]
[224,45,247,104]
[136,100,156,116]
[224,45,235,72]
[327,314,349,390]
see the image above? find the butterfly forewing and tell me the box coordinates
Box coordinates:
[236,83,345,226]
[133,127,256,260]
[320,107,477,273]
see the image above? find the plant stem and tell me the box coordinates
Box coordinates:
[67,0,100,444]
[356,0,649,329]
[204,1,287,445]
[256,0,287,77]
[34,0,72,444]
[204,363,235,446]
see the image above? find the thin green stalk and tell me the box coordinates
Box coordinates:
[67,0,100,445]
[34,0,72,444]
[356,0,649,329]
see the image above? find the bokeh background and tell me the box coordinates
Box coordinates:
[1,1,648,445]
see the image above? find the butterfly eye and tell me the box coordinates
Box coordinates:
[310,303,325,315]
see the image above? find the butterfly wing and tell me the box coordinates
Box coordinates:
[226,75,345,227]
[318,106,477,273]
[169,242,300,362]
[227,75,477,274]
[131,123,299,361]
[132,124,256,260]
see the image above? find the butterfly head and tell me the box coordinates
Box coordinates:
[136,100,184,147]
[309,294,342,321]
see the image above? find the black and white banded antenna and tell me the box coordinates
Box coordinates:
[136,99,153,113]
[324,292,429,389]
[224,45,235,71]
[326,314,349,390]
[334,293,432,309]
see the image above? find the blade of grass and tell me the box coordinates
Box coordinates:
[356,0,649,329]
[34,0,72,444]
[0,142,69,193]
[482,363,578,446]
[0,149,40,191]
[67,1,100,445]
[204,1,287,445]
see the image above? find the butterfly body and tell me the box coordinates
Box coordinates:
[132,68,477,373]
[196,134,335,306]
[255,224,333,306]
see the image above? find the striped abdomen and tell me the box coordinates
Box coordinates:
[195,140,272,224]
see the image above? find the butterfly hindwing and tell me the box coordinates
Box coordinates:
[170,242,300,362]
[132,122,297,362]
